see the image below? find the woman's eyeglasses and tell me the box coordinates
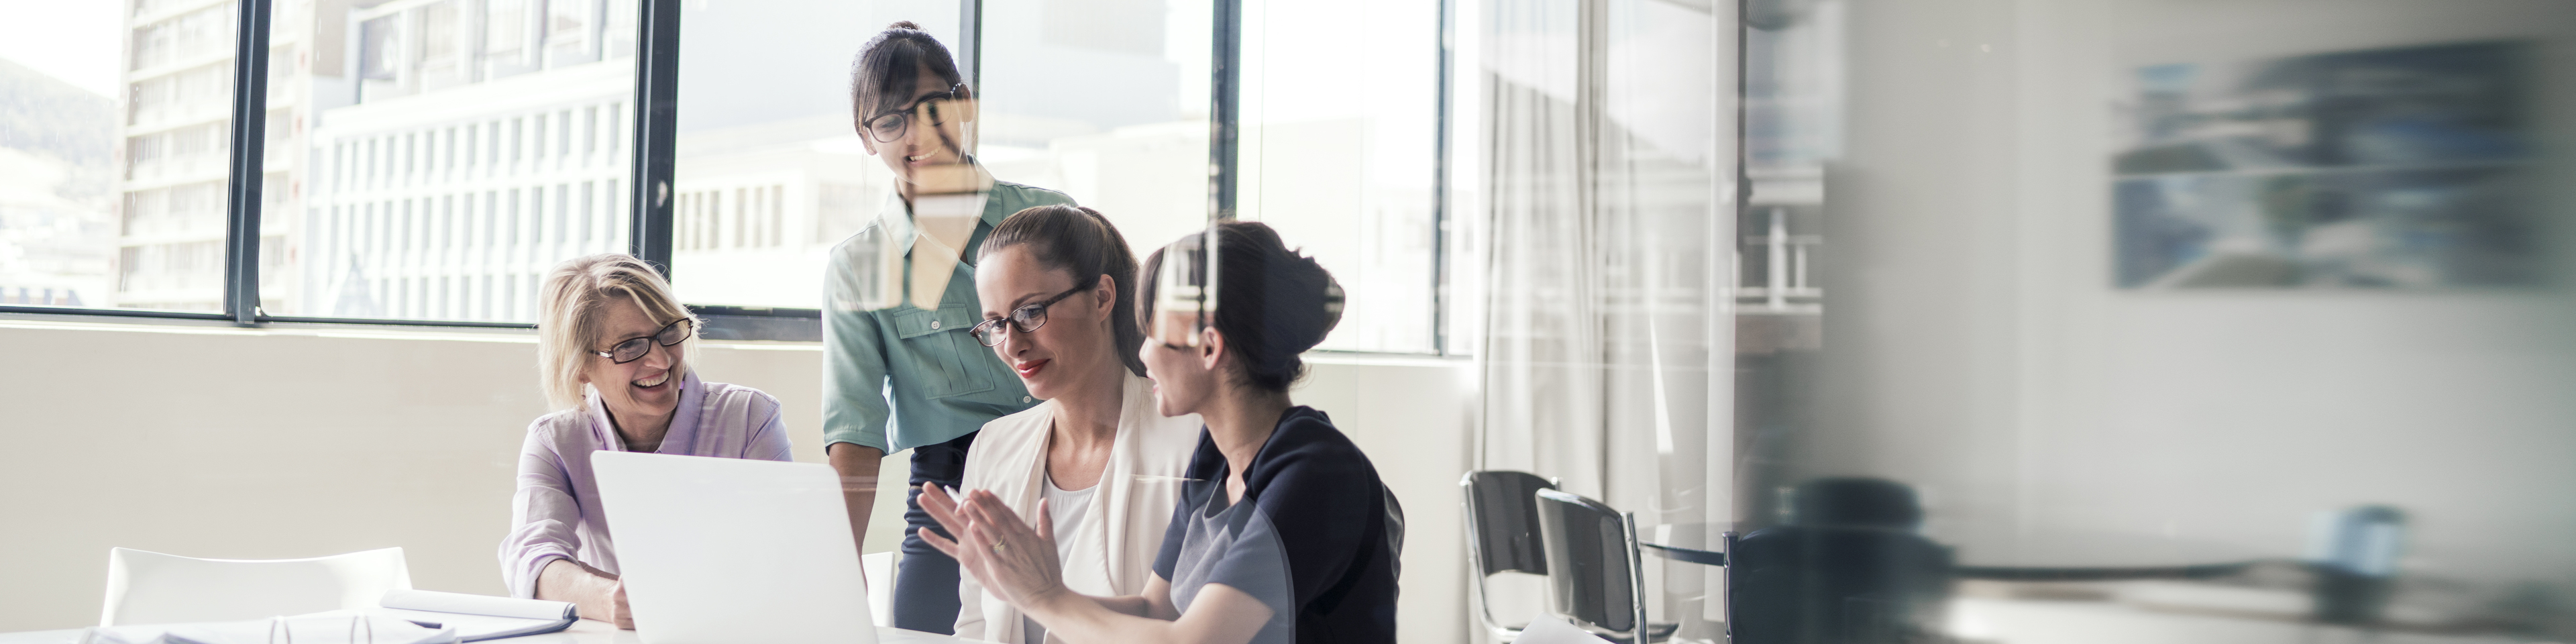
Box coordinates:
[595,318,692,364]
[860,84,967,144]
[969,285,1091,347]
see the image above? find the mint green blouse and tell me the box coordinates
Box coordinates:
[822,179,1076,453]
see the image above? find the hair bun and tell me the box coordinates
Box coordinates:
[888,20,924,30]
[1314,270,1345,345]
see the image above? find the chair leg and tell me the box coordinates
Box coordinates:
[1721,531,1738,644]
[1620,511,1652,643]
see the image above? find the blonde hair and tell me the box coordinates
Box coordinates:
[536,254,702,410]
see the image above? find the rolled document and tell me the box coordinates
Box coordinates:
[372,590,576,641]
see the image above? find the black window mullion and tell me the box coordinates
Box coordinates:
[1209,0,1242,222]
[629,0,681,278]
[959,0,983,92]
[225,0,277,325]
[1433,0,1457,356]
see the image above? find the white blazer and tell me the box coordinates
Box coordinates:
[954,372,1203,642]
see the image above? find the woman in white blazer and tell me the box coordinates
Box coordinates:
[951,205,1202,643]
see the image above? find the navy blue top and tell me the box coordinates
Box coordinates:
[1152,407,1399,644]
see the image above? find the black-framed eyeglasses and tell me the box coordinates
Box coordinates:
[594,318,692,364]
[860,83,967,144]
[969,285,1091,347]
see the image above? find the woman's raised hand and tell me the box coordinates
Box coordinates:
[917,484,986,574]
[918,485,1070,608]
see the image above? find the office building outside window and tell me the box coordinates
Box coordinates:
[275,0,642,321]
[0,1,234,311]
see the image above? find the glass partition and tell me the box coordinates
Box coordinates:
[1236,0,1446,354]
[665,0,962,310]
[1719,1,2576,642]
[976,0,1214,260]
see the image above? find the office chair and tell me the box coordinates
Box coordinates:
[1532,488,1678,644]
[1462,471,1557,642]
[1728,478,1953,644]
[101,547,413,627]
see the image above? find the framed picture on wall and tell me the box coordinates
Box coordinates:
[2110,41,2539,289]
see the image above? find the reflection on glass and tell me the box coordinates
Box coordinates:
[1468,0,1725,638]
[2112,42,2538,290]
[1236,0,1442,353]
[272,0,641,321]
[0,1,229,311]
[1728,1,2576,643]
[666,0,960,309]
[978,0,1212,262]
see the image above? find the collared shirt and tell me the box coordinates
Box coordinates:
[822,173,1076,453]
[498,372,794,598]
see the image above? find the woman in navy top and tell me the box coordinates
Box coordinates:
[922,221,1399,644]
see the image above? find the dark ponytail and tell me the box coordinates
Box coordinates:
[851,21,967,126]
[1137,222,1343,392]
[980,205,1148,376]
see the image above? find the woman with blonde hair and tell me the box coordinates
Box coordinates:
[498,254,794,628]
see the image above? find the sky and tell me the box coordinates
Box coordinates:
[0,0,124,97]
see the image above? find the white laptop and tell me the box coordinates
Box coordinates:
[592,451,877,644]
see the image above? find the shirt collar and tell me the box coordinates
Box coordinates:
[585,370,705,453]
[873,158,1006,256]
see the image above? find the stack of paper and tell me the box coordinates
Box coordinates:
[78,590,574,644]
[85,614,455,644]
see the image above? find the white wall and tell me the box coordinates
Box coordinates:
[1809,0,2576,587]
[0,319,1474,639]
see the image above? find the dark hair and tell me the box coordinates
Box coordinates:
[981,205,1147,376]
[851,21,967,125]
[1136,222,1343,392]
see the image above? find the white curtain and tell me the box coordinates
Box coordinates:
[1471,0,1731,636]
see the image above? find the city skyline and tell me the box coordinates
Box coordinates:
[1,0,1458,355]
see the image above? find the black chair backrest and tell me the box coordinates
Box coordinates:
[1383,486,1405,579]
[1730,477,1951,644]
[1463,471,1556,576]
[1534,488,1637,633]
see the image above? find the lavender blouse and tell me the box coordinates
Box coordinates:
[498,371,794,598]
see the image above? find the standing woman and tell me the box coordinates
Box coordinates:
[500,254,795,628]
[822,21,1078,633]
[924,222,1402,644]
[953,205,1202,643]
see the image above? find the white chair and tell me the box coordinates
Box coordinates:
[101,547,413,627]
[861,551,898,627]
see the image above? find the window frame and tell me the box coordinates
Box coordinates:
[1,0,1460,356]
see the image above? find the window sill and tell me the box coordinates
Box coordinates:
[0,310,820,350]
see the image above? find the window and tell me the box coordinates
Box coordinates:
[4,0,1456,348]
[1,1,230,311]
[979,0,1216,262]
[1238,0,1444,353]
[663,0,969,310]
[266,0,641,322]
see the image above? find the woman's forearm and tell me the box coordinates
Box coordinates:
[1021,589,1187,644]
[1019,585,1266,644]
[534,559,616,621]
[1090,594,1158,619]
[826,442,885,556]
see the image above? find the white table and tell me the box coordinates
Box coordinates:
[0,619,985,644]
